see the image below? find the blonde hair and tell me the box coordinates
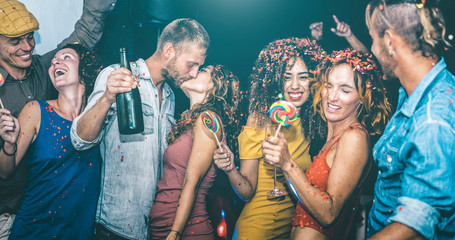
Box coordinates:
[365,0,450,58]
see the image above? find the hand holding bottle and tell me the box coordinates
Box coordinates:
[104,67,139,104]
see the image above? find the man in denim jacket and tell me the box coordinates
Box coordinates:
[71,19,210,240]
[365,0,455,239]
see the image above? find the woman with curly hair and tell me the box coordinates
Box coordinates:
[0,44,102,239]
[149,64,241,240]
[263,49,391,240]
[213,38,326,239]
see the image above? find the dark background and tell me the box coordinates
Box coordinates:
[95,0,455,114]
[93,0,455,238]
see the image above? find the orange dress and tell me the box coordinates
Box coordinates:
[292,124,371,239]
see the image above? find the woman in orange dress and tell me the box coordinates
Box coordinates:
[263,49,391,240]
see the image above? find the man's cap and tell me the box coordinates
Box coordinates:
[0,0,39,38]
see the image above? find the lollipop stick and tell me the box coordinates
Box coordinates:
[212,132,222,149]
[0,97,4,109]
[274,124,282,138]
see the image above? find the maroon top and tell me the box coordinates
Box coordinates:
[149,129,222,239]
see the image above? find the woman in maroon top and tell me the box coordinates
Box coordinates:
[262,50,391,239]
[149,65,241,240]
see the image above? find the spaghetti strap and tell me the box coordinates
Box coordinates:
[322,123,369,155]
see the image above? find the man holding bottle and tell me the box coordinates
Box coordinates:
[70,18,210,240]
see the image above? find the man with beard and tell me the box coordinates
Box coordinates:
[70,18,209,240]
[365,0,455,239]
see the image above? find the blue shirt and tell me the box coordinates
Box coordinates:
[71,59,175,240]
[368,58,455,239]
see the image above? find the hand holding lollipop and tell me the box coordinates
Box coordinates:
[265,94,298,198]
[269,94,298,137]
[201,111,221,148]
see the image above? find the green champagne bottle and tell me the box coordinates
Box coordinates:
[116,48,144,134]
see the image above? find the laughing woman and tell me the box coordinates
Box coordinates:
[0,44,102,239]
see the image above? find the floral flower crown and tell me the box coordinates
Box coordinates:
[321,49,382,91]
[254,37,326,74]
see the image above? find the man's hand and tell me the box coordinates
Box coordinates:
[104,67,138,104]
[331,15,352,38]
[309,22,324,41]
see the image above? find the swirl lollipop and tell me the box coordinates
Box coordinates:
[0,73,4,108]
[201,111,221,148]
[269,100,298,136]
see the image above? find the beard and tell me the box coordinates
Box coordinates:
[162,57,192,88]
[377,43,398,81]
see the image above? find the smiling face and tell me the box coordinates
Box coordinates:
[0,32,35,73]
[48,48,81,89]
[322,63,361,123]
[283,58,311,111]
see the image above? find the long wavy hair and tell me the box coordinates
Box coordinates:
[248,37,326,140]
[313,49,392,135]
[167,64,241,156]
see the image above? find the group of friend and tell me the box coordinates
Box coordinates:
[0,0,454,240]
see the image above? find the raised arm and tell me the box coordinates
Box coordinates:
[331,15,369,53]
[263,128,369,226]
[167,113,221,239]
[0,101,40,179]
[41,0,116,64]
[59,0,116,49]
[213,115,260,201]
[71,66,137,150]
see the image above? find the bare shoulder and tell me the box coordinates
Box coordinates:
[195,111,222,139]
[19,100,41,118]
[17,100,41,134]
[339,126,369,145]
[335,126,370,158]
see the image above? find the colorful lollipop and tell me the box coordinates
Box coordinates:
[201,111,221,148]
[269,100,298,136]
[0,73,5,87]
[0,73,4,109]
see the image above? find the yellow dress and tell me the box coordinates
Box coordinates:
[235,118,311,240]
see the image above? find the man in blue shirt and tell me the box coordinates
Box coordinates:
[365,0,455,239]
[71,19,210,240]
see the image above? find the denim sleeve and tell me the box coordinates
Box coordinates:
[70,66,115,151]
[390,122,455,239]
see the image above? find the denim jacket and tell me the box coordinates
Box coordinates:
[71,59,175,240]
[368,58,455,239]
